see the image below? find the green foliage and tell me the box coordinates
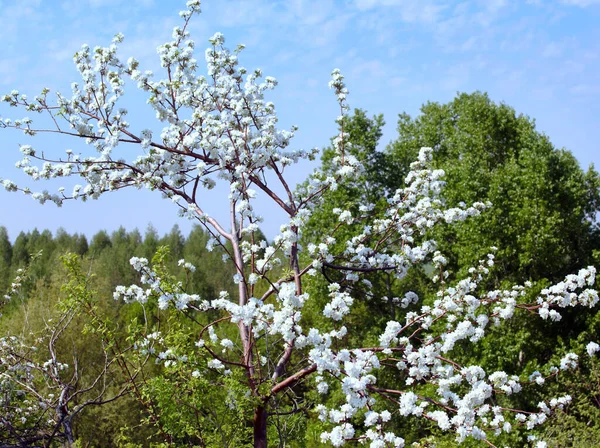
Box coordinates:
[183,225,237,299]
[142,224,161,259]
[380,93,600,443]
[55,227,89,256]
[300,108,396,338]
[0,224,254,447]
[11,230,30,266]
[384,92,600,282]
[303,108,386,242]
[0,226,11,291]
[538,364,600,447]
[300,92,600,446]
[89,229,113,254]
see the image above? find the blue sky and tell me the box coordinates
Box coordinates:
[1,0,599,241]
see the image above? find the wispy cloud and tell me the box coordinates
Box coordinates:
[561,0,600,6]
[0,56,29,87]
[0,0,43,43]
[570,83,600,94]
[354,0,446,24]
[287,0,336,25]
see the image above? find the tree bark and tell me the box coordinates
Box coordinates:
[62,417,75,447]
[253,406,267,448]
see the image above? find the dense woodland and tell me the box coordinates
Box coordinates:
[1,93,600,447]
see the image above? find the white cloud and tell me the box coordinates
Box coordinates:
[0,56,29,86]
[288,0,335,25]
[119,16,179,70]
[471,0,510,28]
[210,0,280,27]
[88,0,153,6]
[0,0,43,42]
[354,0,379,9]
[389,76,407,87]
[460,36,479,52]
[89,0,120,6]
[351,59,387,79]
[569,84,600,94]
[482,0,507,13]
[541,41,565,58]
[309,14,352,47]
[561,0,600,6]
[198,0,346,51]
[354,0,446,24]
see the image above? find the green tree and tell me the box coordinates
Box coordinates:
[183,225,236,300]
[383,95,600,424]
[74,233,89,256]
[89,230,112,255]
[427,93,598,444]
[300,109,392,335]
[160,224,185,261]
[301,92,600,446]
[383,92,600,282]
[142,224,160,260]
[303,108,385,236]
[0,254,141,447]
[55,227,76,252]
[0,226,12,292]
[54,229,88,256]
[11,231,30,267]
[27,229,57,280]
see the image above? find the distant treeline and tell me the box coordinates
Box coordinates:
[0,224,253,304]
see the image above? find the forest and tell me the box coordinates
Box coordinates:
[1,92,600,447]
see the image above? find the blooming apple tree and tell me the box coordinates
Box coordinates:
[1,1,599,447]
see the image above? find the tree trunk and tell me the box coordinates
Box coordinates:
[62,416,75,448]
[253,406,267,448]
